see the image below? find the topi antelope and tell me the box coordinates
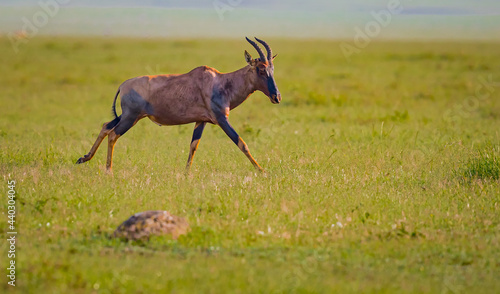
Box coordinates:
[76,37,281,172]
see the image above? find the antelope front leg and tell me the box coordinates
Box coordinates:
[185,122,207,172]
[216,116,263,172]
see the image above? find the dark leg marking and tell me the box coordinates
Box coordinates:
[114,116,138,136]
[186,122,207,171]
[216,116,262,171]
[216,116,239,145]
[192,122,206,142]
[105,116,121,130]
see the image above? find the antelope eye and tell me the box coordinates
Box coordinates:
[258,68,267,76]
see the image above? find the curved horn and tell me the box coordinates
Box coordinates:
[245,37,266,62]
[255,37,272,61]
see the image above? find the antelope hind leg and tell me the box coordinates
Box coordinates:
[76,117,120,164]
[105,116,139,171]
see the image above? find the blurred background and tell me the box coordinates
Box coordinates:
[1,0,499,40]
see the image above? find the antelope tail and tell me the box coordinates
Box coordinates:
[111,89,120,119]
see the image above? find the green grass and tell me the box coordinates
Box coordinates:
[0,36,499,293]
[457,145,500,182]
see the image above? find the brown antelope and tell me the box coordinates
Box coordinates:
[76,37,281,172]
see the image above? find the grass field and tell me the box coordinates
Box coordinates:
[0,36,499,293]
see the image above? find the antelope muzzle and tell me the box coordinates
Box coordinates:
[271,93,281,104]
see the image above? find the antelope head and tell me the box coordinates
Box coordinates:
[245,37,281,104]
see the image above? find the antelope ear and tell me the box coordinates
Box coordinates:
[244,50,253,64]
[272,53,278,61]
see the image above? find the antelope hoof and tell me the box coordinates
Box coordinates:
[76,155,89,164]
[106,165,113,173]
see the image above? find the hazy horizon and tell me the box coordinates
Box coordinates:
[1,0,499,40]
